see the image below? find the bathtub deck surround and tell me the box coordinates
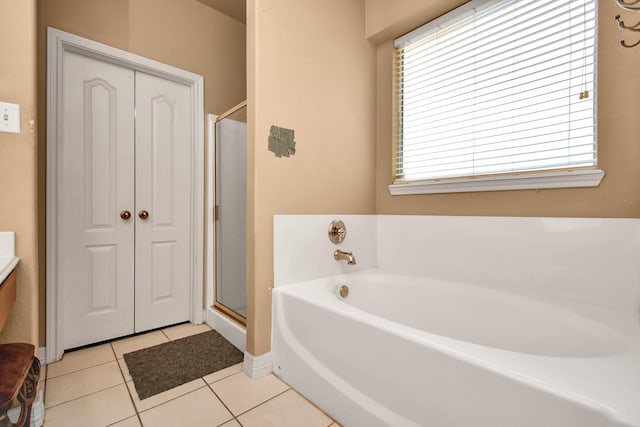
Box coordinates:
[0,232,19,285]
[375,216,640,311]
[272,215,640,427]
[273,215,377,287]
[0,232,19,334]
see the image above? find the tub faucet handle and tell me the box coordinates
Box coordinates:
[334,249,356,265]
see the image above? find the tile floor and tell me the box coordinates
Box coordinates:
[43,323,341,427]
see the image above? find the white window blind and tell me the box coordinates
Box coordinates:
[394,0,597,183]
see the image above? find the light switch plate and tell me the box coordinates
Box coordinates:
[0,102,21,134]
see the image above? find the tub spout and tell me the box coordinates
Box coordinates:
[334,249,356,265]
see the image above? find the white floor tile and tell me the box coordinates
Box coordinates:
[117,358,132,382]
[45,360,123,408]
[47,343,115,378]
[209,372,289,416]
[162,322,212,340]
[238,389,332,427]
[111,331,169,358]
[108,415,142,427]
[203,363,243,384]
[126,378,207,412]
[139,386,233,427]
[44,384,135,427]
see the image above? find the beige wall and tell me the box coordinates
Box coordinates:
[365,0,468,43]
[0,0,39,346]
[247,0,377,355]
[36,0,247,345]
[372,0,640,218]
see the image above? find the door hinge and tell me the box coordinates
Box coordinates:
[214,205,219,221]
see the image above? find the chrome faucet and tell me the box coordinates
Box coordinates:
[334,249,356,265]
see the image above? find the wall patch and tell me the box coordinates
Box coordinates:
[268,125,296,158]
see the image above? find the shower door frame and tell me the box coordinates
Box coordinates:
[206,102,248,327]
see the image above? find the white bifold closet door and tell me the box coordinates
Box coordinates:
[134,72,191,333]
[59,50,191,350]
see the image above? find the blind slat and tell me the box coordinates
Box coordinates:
[400,125,597,159]
[395,0,597,181]
[401,77,595,130]
[401,11,596,84]
[401,39,596,106]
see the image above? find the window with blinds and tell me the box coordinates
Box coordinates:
[394,0,597,185]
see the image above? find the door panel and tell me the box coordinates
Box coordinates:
[87,245,117,313]
[134,72,192,332]
[60,50,135,349]
[150,97,175,227]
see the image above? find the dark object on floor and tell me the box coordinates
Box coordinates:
[124,330,243,400]
[0,343,41,427]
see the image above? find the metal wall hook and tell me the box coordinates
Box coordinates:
[621,38,640,47]
[615,14,640,30]
[616,0,640,11]
[616,0,640,48]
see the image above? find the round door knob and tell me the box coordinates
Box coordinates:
[120,210,131,220]
[138,210,149,220]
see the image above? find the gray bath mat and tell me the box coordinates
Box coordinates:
[123,330,243,400]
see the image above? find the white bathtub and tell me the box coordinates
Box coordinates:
[272,270,640,427]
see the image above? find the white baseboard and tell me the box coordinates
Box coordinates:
[243,351,273,379]
[205,307,246,353]
[205,308,271,380]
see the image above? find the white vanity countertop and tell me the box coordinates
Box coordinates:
[0,232,19,284]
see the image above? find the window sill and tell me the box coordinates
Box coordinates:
[388,169,605,195]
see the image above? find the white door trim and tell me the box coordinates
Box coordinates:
[46,27,204,363]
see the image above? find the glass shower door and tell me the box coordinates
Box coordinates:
[214,104,247,323]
